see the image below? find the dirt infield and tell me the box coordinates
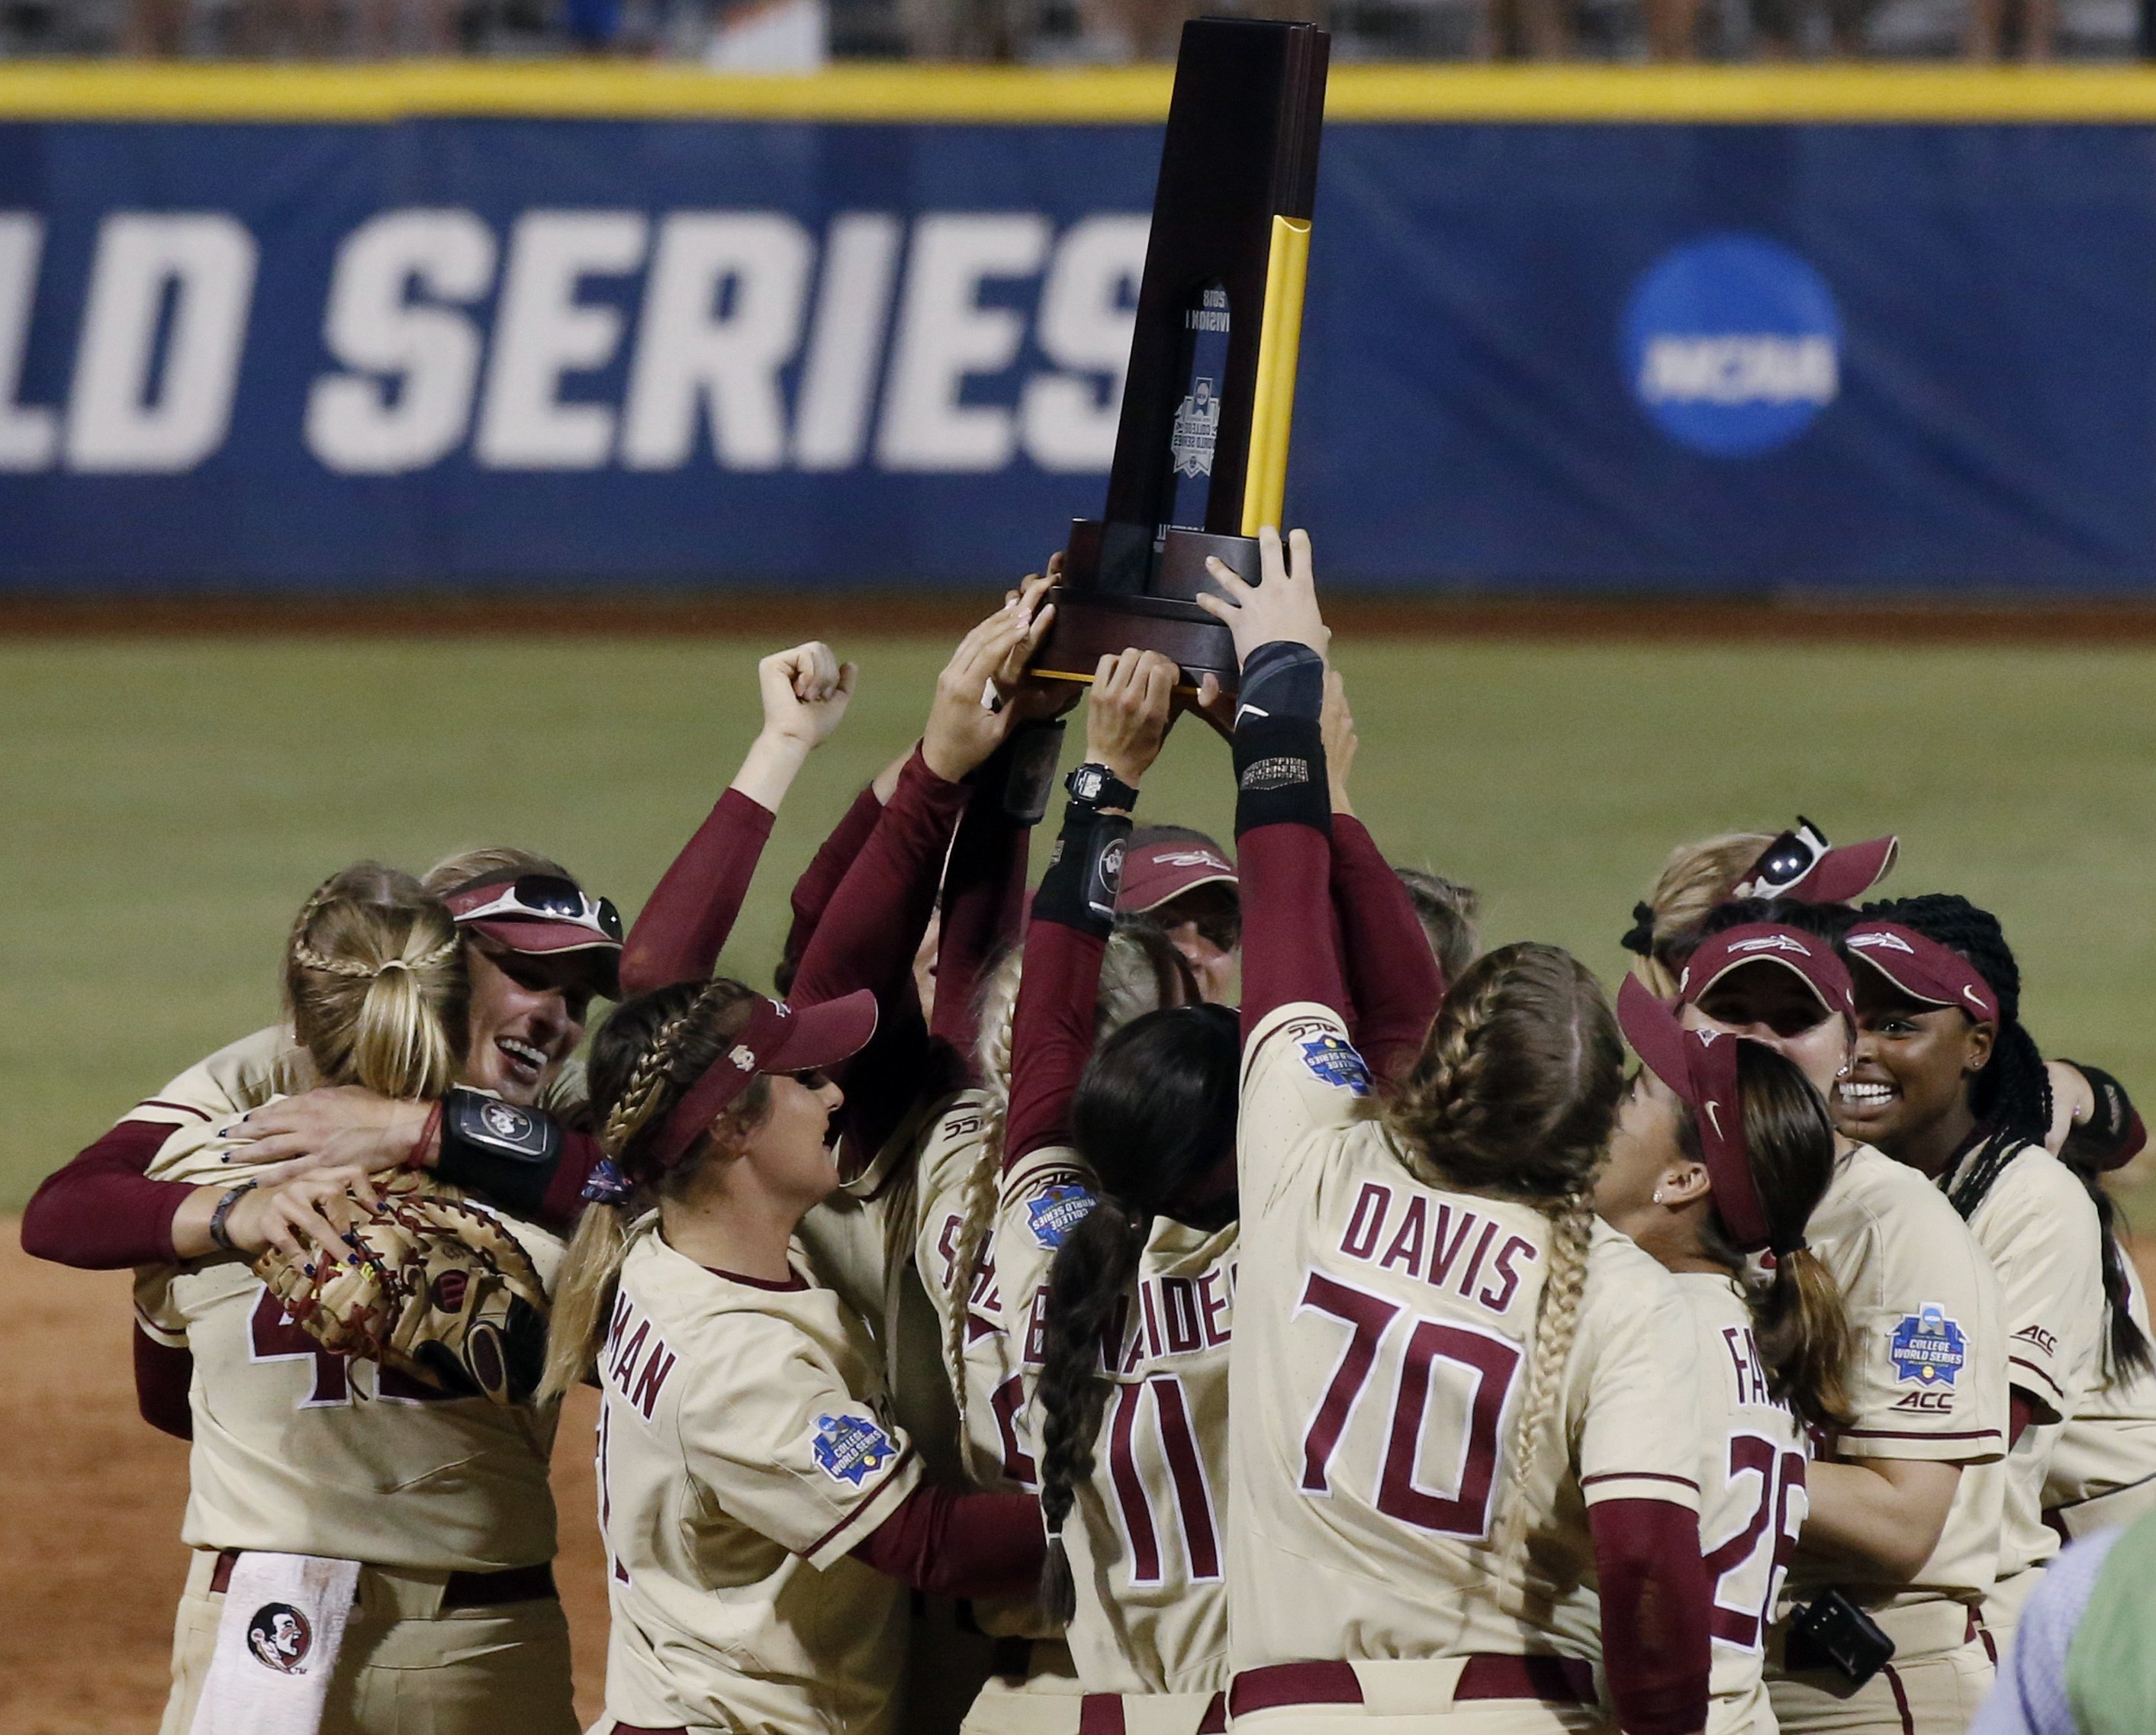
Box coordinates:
[8,592,2156,644]
[0,1219,610,1735]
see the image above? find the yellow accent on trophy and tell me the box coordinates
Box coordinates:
[1241,215,1312,537]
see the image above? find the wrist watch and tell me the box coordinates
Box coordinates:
[1066,762,1140,811]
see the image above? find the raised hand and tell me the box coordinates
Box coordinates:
[1083,649,1179,790]
[1195,526,1327,668]
[921,585,1057,781]
[759,640,858,752]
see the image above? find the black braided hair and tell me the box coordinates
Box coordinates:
[1860,895,2149,1381]
[1032,1003,1239,1625]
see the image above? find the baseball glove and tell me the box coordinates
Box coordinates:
[257,1173,552,1405]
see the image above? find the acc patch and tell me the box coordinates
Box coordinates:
[246,1602,314,1674]
[1027,1184,1096,1251]
[1301,1032,1372,1096]
[812,1411,897,1487]
[1891,1303,1968,1388]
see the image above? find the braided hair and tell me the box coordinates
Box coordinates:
[537,978,768,1404]
[1862,895,2150,1382]
[1381,942,1625,1548]
[1035,1003,1239,1626]
[938,922,1192,1479]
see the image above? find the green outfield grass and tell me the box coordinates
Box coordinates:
[5,630,2153,1219]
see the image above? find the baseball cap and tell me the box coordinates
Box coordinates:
[1842,921,2000,1024]
[1116,833,1238,916]
[1617,976,1773,1254]
[1675,922,1855,1022]
[1730,819,1900,907]
[648,990,880,1171]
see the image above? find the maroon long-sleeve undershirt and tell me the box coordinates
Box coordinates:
[852,1482,1044,1600]
[134,1325,195,1440]
[1589,1497,1711,1735]
[791,752,968,1167]
[24,1112,598,1276]
[781,784,886,987]
[1238,822,1352,1045]
[931,769,1032,1066]
[1006,913,1108,1172]
[619,787,776,1000]
[21,1120,194,1269]
[1328,815,1446,1084]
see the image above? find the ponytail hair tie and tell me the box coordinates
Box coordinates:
[1620,902,1658,958]
[581,1157,635,1205]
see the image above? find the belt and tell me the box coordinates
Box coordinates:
[1228,1657,1598,1717]
[1077,1692,1228,1735]
[209,1549,556,1609]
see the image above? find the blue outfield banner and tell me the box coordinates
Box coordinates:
[3,96,2156,591]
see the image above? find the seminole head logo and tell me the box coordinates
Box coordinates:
[246,1603,314,1674]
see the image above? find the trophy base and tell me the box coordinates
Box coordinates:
[1030,522,1259,693]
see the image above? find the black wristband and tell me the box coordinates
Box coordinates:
[436,1089,565,1218]
[2059,1061,2146,1171]
[1035,801,1131,937]
[999,719,1066,826]
[1233,713,1330,836]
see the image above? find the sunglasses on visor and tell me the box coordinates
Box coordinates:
[1733,819,1830,900]
[449,874,624,944]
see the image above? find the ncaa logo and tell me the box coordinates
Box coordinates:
[1622,234,1841,458]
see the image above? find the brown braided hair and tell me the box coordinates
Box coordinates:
[538,979,770,1404]
[1381,942,1625,1541]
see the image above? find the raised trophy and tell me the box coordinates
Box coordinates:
[1029,15,1329,695]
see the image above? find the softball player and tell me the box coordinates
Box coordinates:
[1598,978,1854,1735]
[136,864,578,1735]
[2039,1073,2156,1540]
[23,843,623,1271]
[1839,900,2113,1643]
[1202,533,1710,1735]
[539,976,1045,1735]
[1665,909,2010,1733]
[1623,822,1899,1000]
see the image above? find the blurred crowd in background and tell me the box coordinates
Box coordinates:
[4,0,2146,83]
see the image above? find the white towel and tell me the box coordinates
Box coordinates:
[190,1551,362,1735]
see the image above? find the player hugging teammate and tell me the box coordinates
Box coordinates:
[24,536,2154,1735]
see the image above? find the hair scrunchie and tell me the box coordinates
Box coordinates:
[581,1157,635,1205]
[1620,901,1658,958]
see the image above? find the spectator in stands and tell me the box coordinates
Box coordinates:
[1968,0,2057,57]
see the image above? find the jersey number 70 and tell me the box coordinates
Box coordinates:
[1295,1271,1520,1539]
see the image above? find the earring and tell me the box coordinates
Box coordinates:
[1836,1062,1852,1078]
[1652,1188,1666,1204]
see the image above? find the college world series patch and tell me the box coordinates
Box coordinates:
[1027,1184,1096,1250]
[812,1412,897,1486]
[1891,1304,1968,1387]
[1301,1032,1372,1096]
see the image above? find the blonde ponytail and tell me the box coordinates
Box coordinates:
[287,864,465,1101]
[539,977,766,1405]
[538,1199,636,1405]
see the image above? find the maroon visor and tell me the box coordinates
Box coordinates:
[443,873,624,958]
[1675,923,1855,1022]
[1116,839,1237,916]
[1842,922,2001,1025]
[647,990,878,1172]
[1617,976,1774,1255]
[1729,819,1900,907]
